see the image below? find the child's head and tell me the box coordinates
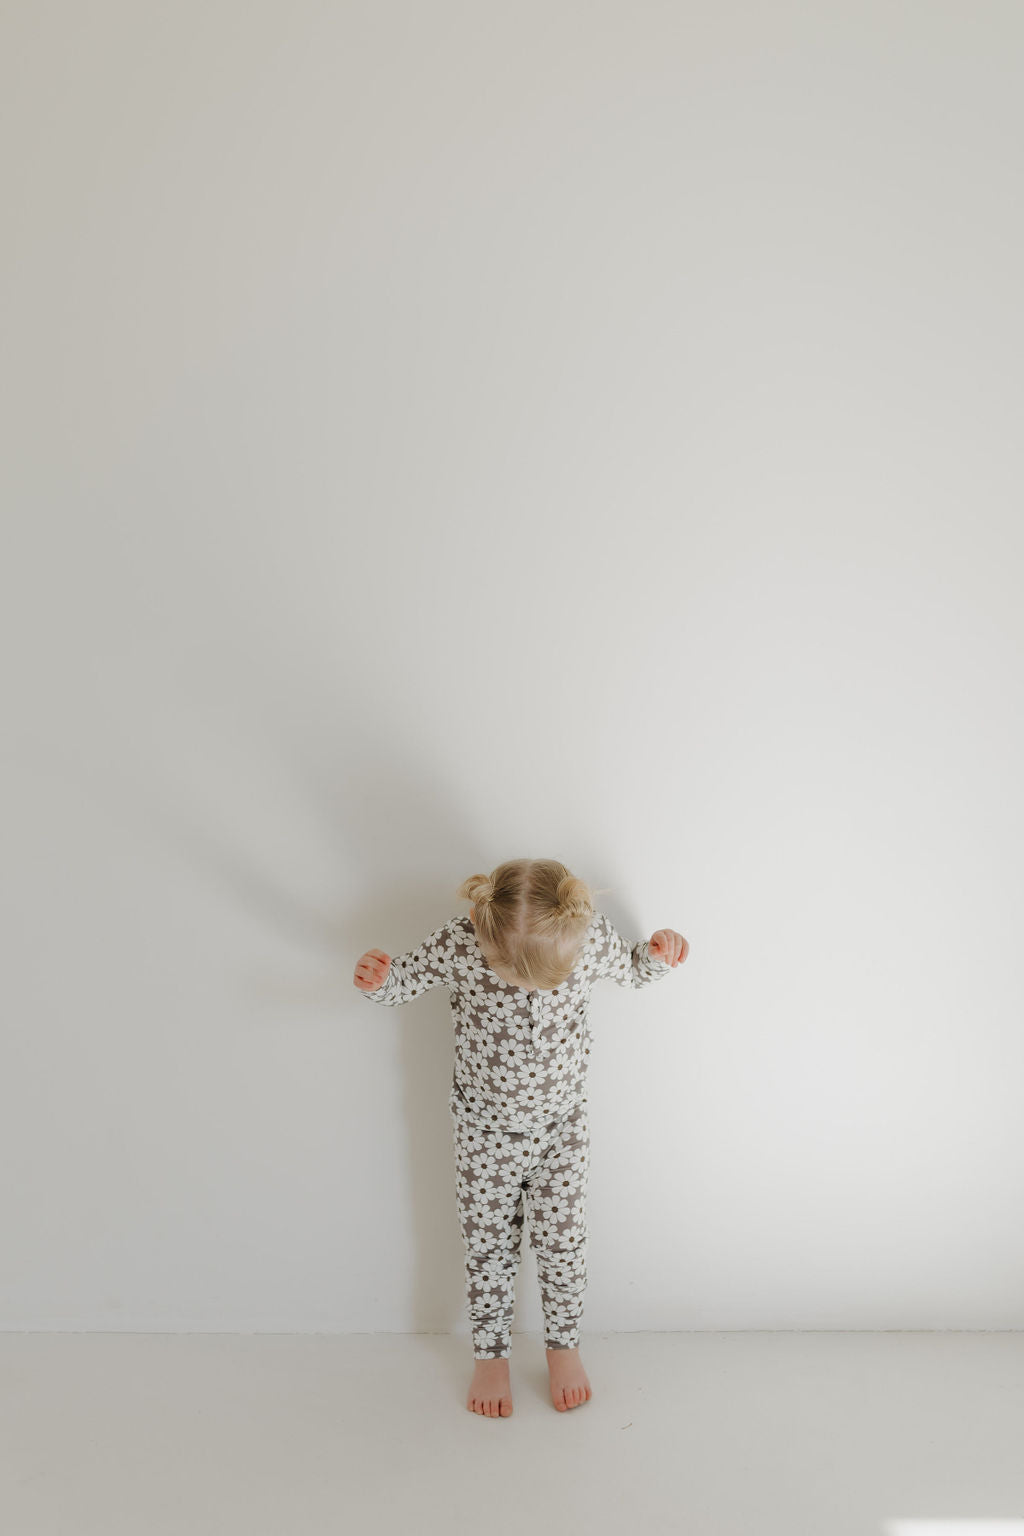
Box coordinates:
[457,858,595,991]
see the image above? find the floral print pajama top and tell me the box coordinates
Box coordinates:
[361,911,671,1129]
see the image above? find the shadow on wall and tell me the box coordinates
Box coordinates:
[99,692,495,1336]
[258,736,492,1339]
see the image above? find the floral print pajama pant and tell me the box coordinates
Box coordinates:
[449,1082,591,1359]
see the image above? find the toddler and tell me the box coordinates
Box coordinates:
[353,856,688,1417]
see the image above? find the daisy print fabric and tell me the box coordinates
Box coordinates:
[361,912,671,1132]
[361,909,671,1357]
[449,1085,591,1357]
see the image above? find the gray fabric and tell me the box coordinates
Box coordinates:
[450,1082,590,1358]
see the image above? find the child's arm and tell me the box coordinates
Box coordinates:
[591,912,687,990]
[353,922,455,1007]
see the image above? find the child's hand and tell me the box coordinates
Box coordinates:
[354,949,392,992]
[649,929,689,967]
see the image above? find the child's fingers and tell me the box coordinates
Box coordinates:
[651,930,688,965]
[354,950,391,989]
[361,951,390,969]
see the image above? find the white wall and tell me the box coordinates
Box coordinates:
[3,0,1023,1335]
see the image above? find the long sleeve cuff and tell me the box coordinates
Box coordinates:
[634,938,672,982]
[361,967,399,1005]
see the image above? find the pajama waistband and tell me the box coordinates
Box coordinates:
[449,1079,587,1133]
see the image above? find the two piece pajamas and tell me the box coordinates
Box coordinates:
[361,911,671,1358]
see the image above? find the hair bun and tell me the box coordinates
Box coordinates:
[456,872,494,910]
[556,873,594,924]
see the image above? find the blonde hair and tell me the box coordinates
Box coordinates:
[456,858,601,991]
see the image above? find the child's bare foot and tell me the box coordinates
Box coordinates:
[546,1345,592,1411]
[467,1356,513,1417]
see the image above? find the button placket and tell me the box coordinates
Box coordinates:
[529,990,543,1050]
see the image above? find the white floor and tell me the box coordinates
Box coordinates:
[2,1331,1023,1536]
